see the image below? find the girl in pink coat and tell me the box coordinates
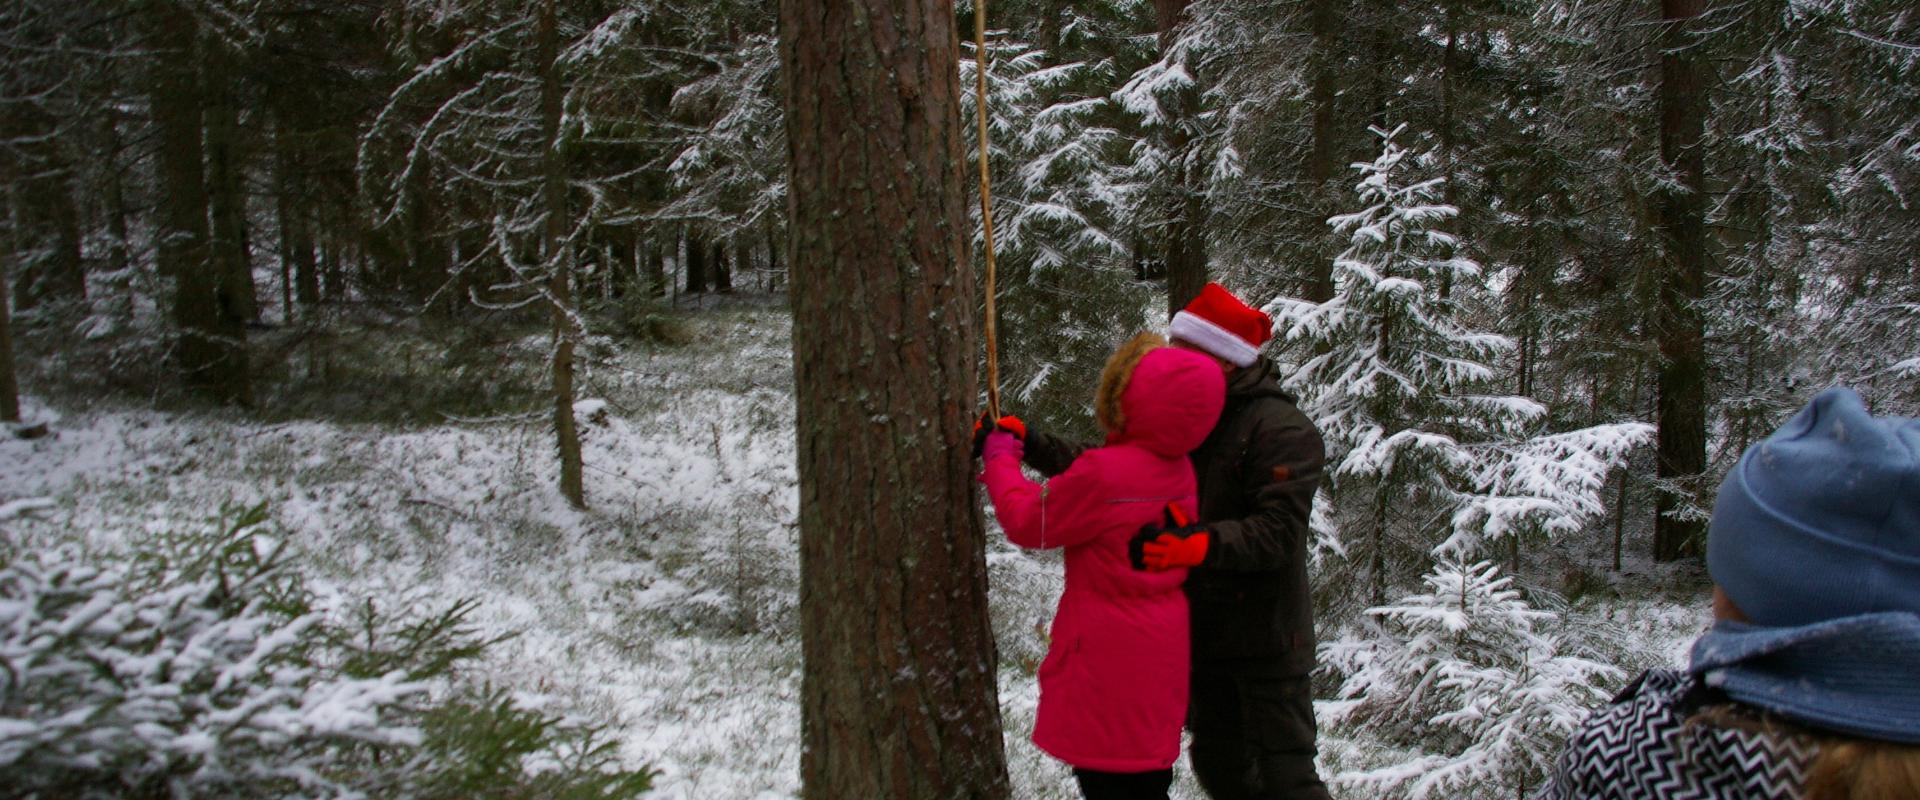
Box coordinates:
[977,333,1227,799]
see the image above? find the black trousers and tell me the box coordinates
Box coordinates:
[1188,665,1332,800]
[1074,767,1174,800]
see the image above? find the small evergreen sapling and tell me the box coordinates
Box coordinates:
[1319,560,1622,800]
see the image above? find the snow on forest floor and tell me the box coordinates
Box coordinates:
[0,301,1704,799]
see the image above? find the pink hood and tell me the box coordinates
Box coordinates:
[1110,348,1228,457]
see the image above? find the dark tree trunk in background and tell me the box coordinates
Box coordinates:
[103,107,132,276]
[148,4,249,405]
[403,159,450,309]
[539,0,584,509]
[713,240,733,293]
[1301,0,1344,302]
[1652,0,1709,561]
[0,252,18,423]
[11,155,85,310]
[1156,0,1208,316]
[684,230,709,293]
[644,239,666,298]
[204,42,258,325]
[275,118,320,314]
[779,0,1012,796]
[763,223,782,291]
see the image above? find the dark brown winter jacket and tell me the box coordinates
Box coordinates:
[1024,357,1327,674]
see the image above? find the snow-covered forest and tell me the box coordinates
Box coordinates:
[1,0,1915,797]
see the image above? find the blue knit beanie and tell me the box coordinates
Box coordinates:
[1708,387,1920,628]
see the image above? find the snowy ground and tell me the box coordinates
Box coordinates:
[0,300,1702,799]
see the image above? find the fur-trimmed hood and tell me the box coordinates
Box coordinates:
[1102,344,1226,459]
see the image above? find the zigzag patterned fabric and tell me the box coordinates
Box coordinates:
[1535,670,1819,800]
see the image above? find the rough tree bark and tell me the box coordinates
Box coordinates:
[779,0,1011,796]
[539,0,584,509]
[148,3,249,405]
[1652,0,1709,561]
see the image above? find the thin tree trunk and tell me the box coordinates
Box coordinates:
[685,230,708,293]
[779,0,1011,795]
[13,166,85,309]
[1438,0,1459,300]
[0,244,17,423]
[539,0,583,509]
[403,159,449,310]
[713,240,734,293]
[1652,0,1709,562]
[756,221,771,289]
[104,107,132,276]
[275,118,320,314]
[1612,467,1629,572]
[645,238,666,298]
[44,173,85,303]
[149,4,249,405]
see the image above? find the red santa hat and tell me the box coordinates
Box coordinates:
[1168,282,1273,368]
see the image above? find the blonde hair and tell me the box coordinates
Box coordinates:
[1691,705,1920,800]
[1094,332,1166,436]
[1806,740,1920,800]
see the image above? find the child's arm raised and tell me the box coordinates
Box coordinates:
[979,433,1104,550]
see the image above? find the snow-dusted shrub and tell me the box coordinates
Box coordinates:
[0,505,652,799]
[1319,560,1622,800]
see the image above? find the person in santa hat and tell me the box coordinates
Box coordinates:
[1003,282,1332,800]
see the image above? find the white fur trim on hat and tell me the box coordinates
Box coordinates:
[1170,311,1259,367]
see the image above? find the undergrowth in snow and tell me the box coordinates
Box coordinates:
[2,300,1703,798]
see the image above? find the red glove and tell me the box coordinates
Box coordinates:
[1142,530,1209,570]
[970,413,1027,459]
[1131,502,1208,571]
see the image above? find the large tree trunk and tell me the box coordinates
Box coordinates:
[1651,0,1709,562]
[539,0,584,510]
[148,4,249,405]
[1155,0,1208,316]
[779,0,1011,796]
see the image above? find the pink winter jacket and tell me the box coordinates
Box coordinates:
[980,347,1227,772]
